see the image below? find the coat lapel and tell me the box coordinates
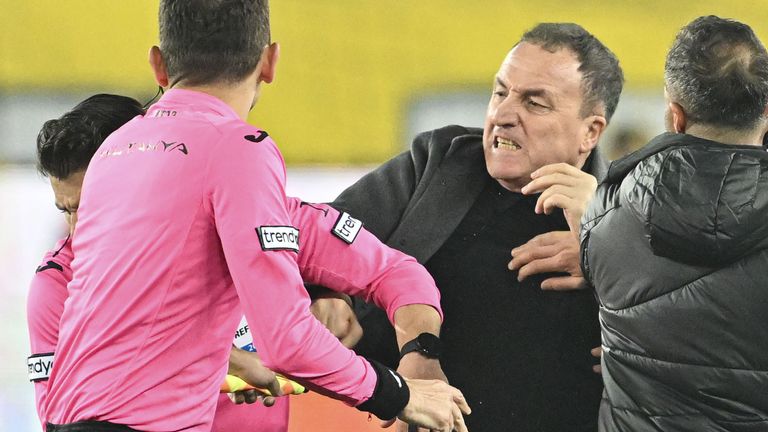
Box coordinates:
[387,135,487,263]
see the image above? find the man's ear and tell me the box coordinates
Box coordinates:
[258,42,280,84]
[580,115,608,154]
[668,101,687,133]
[148,46,169,88]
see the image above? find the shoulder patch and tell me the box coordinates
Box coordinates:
[36,260,63,273]
[256,226,299,252]
[28,353,54,382]
[244,131,269,143]
[332,212,363,244]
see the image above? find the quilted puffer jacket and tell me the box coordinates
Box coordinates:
[581,132,768,432]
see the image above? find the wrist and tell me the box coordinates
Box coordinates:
[355,359,410,420]
[393,305,442,348]
[227,347,248,376]
[399,351,440,362]
[399,332,443,360]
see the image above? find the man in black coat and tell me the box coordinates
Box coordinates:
[577,16,768,431]
[320,23,624,432]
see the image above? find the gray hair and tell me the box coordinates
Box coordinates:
[520,23,624,122]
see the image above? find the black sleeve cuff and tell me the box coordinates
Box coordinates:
[355,359,410,420]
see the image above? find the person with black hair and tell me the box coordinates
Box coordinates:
[313,22,624,432]
[39,1,469,432]
[35,94,145,235]
[578,15,768,431]
[28,94,144,426]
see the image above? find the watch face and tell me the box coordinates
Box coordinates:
[417,333,442,357]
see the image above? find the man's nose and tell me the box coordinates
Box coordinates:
[490,97,521,128]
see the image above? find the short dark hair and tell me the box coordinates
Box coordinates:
[520,23,624,123]
[665,15,768,130]
[36,94,144,179]
[159,0,271,86]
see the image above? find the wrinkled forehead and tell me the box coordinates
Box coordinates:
[497,42,584,99]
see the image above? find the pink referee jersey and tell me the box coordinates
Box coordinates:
[29,197,409,430]
[27,235,290,431]
[27,237,72,425]
[43,89,441,431]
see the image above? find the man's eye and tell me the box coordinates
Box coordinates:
[527,99,549,109]
[59,208,70,214]
[493,90,507,97]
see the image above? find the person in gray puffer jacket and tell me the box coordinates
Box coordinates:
[581,16,768,432]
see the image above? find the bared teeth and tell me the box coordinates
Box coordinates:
[496,137,521,150]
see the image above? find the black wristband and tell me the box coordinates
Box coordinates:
[355,359,410,420]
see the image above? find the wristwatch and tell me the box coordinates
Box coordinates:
[399,333,443,359]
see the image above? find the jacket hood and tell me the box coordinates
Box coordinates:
[604,132,768,266]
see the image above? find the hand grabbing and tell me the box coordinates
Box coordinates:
[389,353,450,432]
[509,231,587,291]
[227,346,283,406]
[521,162,597,235]
[310,293,363,348]
[382,378,471,432]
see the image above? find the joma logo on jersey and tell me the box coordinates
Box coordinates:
[332,212,363,244]
[27,353,54,382]
[256,226,300,252]
[244,131,269,143]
